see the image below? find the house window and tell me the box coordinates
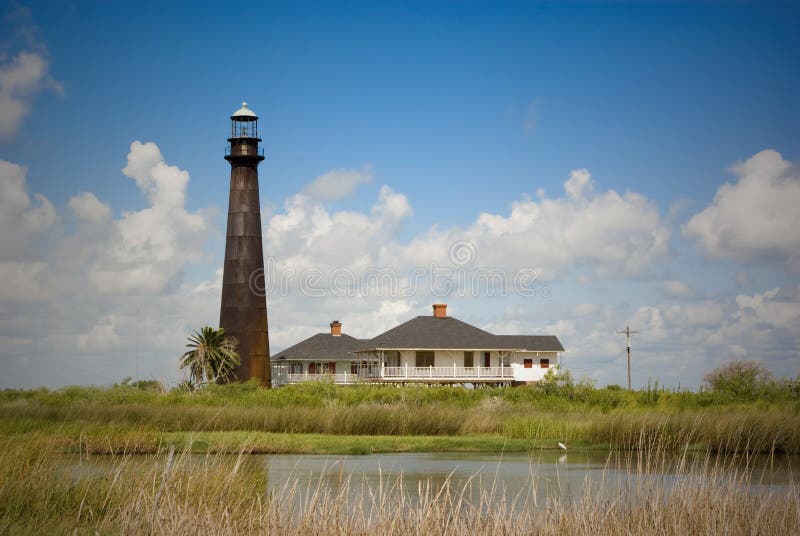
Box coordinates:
[540,358,550,369]
[351,363,358,375]
[309,362,337,374]
[501,353,511,367]
[290,362,303,374]
[416,351,435,367]
[464,351,474,368]
[524,359,533,369]
[384,350,400,367]
[484,352,491,367]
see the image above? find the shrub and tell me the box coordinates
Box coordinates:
[703,360,773,399]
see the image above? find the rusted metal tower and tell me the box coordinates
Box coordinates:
[220,102,271,386]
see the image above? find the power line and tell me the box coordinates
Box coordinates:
[616,325,639,390]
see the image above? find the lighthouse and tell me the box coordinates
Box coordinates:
[219,102,271,386]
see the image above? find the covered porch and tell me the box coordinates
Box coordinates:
[271,359,379,386]
[380,364,515,383]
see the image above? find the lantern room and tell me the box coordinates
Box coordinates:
[226,102,265,161]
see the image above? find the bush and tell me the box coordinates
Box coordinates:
[703,360,773,399]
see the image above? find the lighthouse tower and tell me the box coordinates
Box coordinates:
[220,102,270,386]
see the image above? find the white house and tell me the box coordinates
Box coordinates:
[271,304,564,386]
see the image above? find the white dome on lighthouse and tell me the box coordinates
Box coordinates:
[232,102,258,119]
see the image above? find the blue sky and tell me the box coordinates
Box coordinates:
[1,1,798,388]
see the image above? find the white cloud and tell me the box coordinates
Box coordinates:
[533,287,800,388]
[2,145,798,390]
[0,50,61,140]
[0,159,55,258]
[573,303,599,316]
[399,168,668,279]
[0,261,51,302]
[0,143,218,387]
[662,279,693,298]
[265,184,412,273]
[77,315,121,352]
[88,141,207,294]
[684,149,800,271]
[69,192,112,224]
[303,166,374,202]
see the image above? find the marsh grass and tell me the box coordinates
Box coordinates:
[2,383,799,454]
[0,432,797,535]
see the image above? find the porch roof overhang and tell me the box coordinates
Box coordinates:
[274,356,379,362]
[355,347,562,353]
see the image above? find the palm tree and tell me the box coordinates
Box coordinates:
[179,326,241,387]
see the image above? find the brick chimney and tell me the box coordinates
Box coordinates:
[330,320,342,336]
[432,304,447,318]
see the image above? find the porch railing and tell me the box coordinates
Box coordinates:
[279,365,515,385]
[381,365,514,379]
[286,372,366,384]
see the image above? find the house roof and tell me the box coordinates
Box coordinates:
[493,335,565,352]
[271,315,564,359]
[272,333,367,361]
[365,316,494,349]
[363,316,564,352]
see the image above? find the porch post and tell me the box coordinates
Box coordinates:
[429,364,433,378]
[404,362,408,378]
[453,362,456,378]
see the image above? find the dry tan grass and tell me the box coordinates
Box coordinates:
[1,432,798,535]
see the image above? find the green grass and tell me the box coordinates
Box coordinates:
[1,382,798,454]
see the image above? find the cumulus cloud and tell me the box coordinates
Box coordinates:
[2,144,798,390]
[399,168,668,279]
[0,143,218,387]
[69,192,112,224]
[303,166,374,201]
[88,141,207,294]
[684,149,800,271]
[0,159,55,258]
[0,261,51,302]
[265,184,412,274]
[0,3,62,142]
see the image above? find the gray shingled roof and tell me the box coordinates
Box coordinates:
[272,316,564,359]
[272,333,367,361]
[364,316,564,351]
[493,335,565,352]
[365,316,493,349]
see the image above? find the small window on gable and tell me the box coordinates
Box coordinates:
[540,358,550,369]
[524,359,533,369]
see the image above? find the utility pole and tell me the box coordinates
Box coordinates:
[136,309,140,384]
[617,325,638,390]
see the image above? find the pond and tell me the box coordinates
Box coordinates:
[260,450,799,508]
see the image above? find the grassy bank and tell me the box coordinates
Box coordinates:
[0,433,797,535]
[1,382,799,453]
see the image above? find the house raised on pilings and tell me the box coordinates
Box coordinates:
[271,304,564,387]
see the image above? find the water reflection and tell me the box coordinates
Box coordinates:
[261,450,799,510]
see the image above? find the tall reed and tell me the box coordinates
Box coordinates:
[1,433,797,535]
